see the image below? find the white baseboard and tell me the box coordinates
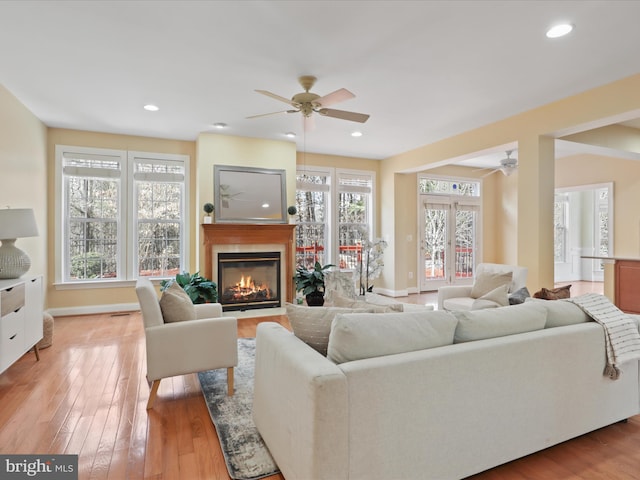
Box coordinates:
[47,303,140,317]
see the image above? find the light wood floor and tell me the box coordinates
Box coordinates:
[2,283,639,480]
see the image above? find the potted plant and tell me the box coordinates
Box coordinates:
[160,271,218,304]
[294,261,335,306]
[287,205,297,224]
[203,203,214,223]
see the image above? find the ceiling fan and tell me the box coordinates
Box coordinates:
[247,75,370,130]
[479,150,518,177]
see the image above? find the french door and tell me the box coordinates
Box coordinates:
[420,195,480,291]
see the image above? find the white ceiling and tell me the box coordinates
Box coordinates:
[1,0,640,168]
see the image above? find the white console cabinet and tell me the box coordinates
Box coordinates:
[0,275,43,374]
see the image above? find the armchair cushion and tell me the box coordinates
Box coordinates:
[471,284,509,310]
[470,271,513,299]
[159,282,196,323]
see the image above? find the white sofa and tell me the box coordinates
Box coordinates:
[253,299,640,480]
[437,262,529,311]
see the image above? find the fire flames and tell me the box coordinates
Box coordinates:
[224,274,271,302]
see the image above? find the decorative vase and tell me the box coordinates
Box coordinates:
[305,291,325,307]
[203,216,212,224]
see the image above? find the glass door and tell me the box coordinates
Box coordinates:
[420,197,479,291]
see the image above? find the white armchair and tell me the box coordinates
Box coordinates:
[437,263,528,311]
[135,278,238,409]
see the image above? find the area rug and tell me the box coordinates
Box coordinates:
[198,338,279,480]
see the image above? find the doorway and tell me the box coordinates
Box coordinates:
[554,183,612,284]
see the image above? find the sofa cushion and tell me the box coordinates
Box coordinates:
[471,284,509,309]
[159,282,196,323]
[470,271,513,299]
[526,298,591,328]
[286,303,372,356]
[443,296,475,311]
[332,293,403,312]
[452,302,547,343]
[327,310,458,364]
[509,286,531,305]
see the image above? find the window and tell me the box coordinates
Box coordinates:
[55,145,189,285]
[337,172,373,269]
[295,167,375,270]
[554,193,569,263]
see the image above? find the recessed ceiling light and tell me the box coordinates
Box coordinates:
[546,23,573,38]
[284,132,296,138]
[351,131,363,137]
[213,123,228,129]
[143,104,159,112]
[262,203,270,208]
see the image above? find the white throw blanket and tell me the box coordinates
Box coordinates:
[568,293,640,379]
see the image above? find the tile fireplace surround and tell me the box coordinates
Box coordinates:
[202,223,296,305]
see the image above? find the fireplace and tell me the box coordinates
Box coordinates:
[203,223,296,306]
[218,252,281,311]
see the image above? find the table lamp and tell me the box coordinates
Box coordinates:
[0,208,39,279]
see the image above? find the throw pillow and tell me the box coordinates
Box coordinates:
[324,270,357,305]
[452,302,547,343]
[509,286,531,305]
[159,282,196,323]
[285,303,372,356]
[471,284,509,310]
[470,271,513,299]
[327,310,458,364]
[533,284,571,300]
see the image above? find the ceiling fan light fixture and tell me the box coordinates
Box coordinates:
[500,165,517,176]
[546,23,573,38]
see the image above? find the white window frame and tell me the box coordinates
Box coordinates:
[54,145,190,288]
[296,165,376,269]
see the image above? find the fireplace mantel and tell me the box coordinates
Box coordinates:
[202,223,296,304]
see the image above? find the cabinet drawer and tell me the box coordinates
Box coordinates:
[1,283,25,317]
[1,308,26,368]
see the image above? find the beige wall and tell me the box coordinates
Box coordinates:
[556,153,640,258]
[46,129,196,310]
[381,73,640,293]
[195,133,297,273]
[0,85,48,296]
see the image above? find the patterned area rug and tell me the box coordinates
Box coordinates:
[198,338,279,480]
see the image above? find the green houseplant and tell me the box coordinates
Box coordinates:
[294,261,335,306]
[160,271,218,304]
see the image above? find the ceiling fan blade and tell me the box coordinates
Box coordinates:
[318,108,370,123]
[481,169,499,178]
[255,90,298,107]
[246,110,291,119]
[303,115,315,132]
[314,88,355,107]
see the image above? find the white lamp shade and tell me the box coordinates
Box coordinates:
[0,208,39,239]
